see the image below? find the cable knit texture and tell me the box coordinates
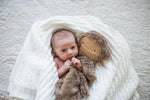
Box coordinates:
[8,16,139,100]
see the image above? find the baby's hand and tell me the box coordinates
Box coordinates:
[64,59,72,69]
[72,57,82,71]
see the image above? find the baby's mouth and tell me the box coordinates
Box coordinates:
[68,57,73,60]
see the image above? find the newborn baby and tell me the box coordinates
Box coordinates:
[51,29,82,79]
[51,29,89,100]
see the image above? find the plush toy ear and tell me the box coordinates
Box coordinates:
[79,36,101,60]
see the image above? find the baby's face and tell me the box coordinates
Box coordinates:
[54,35,78,61]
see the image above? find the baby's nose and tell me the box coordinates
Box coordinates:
[68,49,73,54]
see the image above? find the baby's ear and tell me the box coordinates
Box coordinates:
[51,49,56,57]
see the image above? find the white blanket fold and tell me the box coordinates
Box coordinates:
[8,16,139,100]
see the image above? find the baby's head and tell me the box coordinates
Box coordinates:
[51,29,78,61]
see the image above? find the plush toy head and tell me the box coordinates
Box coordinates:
[77,31,111,64]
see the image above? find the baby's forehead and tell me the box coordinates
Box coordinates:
[53,30,75,40]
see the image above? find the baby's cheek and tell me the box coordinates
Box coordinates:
[75,50,79,55]
[63,57,68,61]
[60,55,66,61]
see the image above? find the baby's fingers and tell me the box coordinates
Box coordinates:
[65,60,72,65]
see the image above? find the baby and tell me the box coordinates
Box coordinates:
[51,29,82,79]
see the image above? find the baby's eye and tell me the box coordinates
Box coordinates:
[62,49,66,52]
[72,46,75,49]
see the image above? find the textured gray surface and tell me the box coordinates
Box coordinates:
[0,0,150,99]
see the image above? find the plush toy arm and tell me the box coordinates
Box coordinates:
[55,79,64,98]
[77,56,96,85]
[78,71,89,98]
[55,67,80,100]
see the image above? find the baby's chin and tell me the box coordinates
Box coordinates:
[61,57,72,61]
[67,57,75,61]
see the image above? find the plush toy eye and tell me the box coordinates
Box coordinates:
[93,50,96,52]
[82,42,84,44]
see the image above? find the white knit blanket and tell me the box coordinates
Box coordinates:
[8,16,139,100]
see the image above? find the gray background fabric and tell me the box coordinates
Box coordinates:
[0,0,149,99]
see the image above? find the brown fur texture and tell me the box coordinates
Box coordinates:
[77,30,111,65]
[55,30,111,100]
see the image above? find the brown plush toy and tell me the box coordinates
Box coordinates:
[55,31,111,100]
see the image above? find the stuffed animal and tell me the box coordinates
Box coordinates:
[55,31,111,100]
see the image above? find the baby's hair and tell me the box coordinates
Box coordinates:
[51,29,76,46]
[51,29,77,57]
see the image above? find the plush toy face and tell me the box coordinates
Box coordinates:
[79,36,101,60]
